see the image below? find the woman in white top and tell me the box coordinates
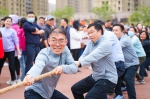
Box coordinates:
[70,21,81,61]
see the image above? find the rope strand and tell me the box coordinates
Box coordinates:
[0,70,56,94]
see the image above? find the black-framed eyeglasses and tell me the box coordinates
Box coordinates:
[50,39,66,44]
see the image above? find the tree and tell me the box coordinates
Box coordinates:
[51,6,74,20]
[128,6,150,25]
[91,2,114,21]
[0,6,9,17]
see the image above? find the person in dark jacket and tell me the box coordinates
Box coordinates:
[40,15,54,49]
[139,31,150,83]
[23,11,44,74]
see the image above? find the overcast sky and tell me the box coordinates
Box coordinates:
[49,0,56,4]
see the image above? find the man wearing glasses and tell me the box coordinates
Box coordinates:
[71,22,118,99]
[23,28,78,99]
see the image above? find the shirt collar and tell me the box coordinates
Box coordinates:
[119,34,124,40]
[92,36,103,46]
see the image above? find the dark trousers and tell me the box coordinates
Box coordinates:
[71,49,80,61]
[123,65,138,99]
[71,75,116,99]
[115,61,125,96]
[15,57,20,75]
[25,45,40,74]
[135,57,145,80]
[139,56,150,78]
[0,51,16,80]
[24,89,68,99]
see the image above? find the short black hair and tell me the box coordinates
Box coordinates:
[73,20,81,31]
[129,27,137,33]
[113,24,124,31]
[139,31,149,41]
[1,18,5,21]
[106,20,111,22]
[61,18,68,24]
[39,17,45,20]
[27,11,35,15]
[87,22,104,35]
[4,16,12,21]
[94,20,105,26]
[19,18,27,28]
[49,27,66,37]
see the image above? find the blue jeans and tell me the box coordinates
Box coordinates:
[19,54,26,81]
[25,44,40,74]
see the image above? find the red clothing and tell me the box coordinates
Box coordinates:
[0,37,4,58]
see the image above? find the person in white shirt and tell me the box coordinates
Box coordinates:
[70,21,82,61]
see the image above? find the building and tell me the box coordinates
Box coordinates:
[26,0,31,13]
[0,0,26,16]
[56,0,92,13]
[93,0,150,12]
[0,0,49,17]
[92,0,150,22]
[31,0,48,16]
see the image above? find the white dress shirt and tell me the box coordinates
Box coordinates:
[103,30,125,62]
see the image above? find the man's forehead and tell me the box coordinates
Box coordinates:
[27,14,34,16]
[88,26,95,31]
[50,33,66,39]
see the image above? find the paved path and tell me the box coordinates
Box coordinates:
[0,66,150,99]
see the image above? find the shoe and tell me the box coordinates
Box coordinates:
[113,95,125,99]
[144,71,148,77]
[77,70,81,72]
[121,87,127,92]
[16,79,21,84]
[135,80,145,84]
[6,79,11,85]
[108,89,115,95]
[11,80,16,85]
[146,66,150,71]
[6,79,17,85]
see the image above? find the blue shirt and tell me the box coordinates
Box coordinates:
[104,30,124,62]
[26,47,78,99]
[131,35,146,57]
[119,34,139,68]
[79,36,118,84]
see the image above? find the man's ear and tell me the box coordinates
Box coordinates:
[98,30,102,34]
[48,38,50,45]
[65,39,68,44]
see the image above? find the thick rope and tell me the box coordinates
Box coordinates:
[0,70,56,94]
